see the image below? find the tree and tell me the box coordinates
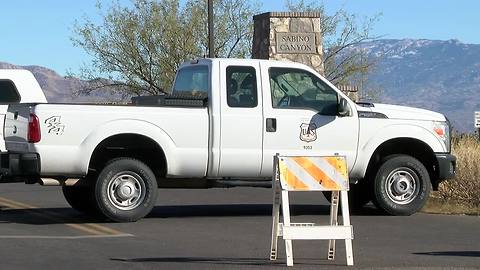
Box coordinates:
[72,0,258,97]
[190,0,259,58]
[73,0,378,98]
[285,0,380,87]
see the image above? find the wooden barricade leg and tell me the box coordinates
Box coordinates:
[281,190,294,266]
[340,190,354,266]
[328,191,339,260]
[270,168,281,260]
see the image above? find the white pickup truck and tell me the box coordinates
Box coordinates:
[2,58,456,222]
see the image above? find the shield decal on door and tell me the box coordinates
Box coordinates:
[299,123,317,143]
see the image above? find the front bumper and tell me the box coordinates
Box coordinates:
[0,152,41,182]
[435,153,456,181]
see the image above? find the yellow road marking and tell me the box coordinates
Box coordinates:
[0,197,33,209]
[0,234,132,239]
[65,223,107,235]
[81,223,125,235]
[0,196,127,236]
[0,199,21,209]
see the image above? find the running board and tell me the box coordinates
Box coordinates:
[212,180,272,188]
[157,178,272,189]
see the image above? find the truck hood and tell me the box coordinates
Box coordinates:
[357,103,446,122]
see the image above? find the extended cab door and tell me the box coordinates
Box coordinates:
[217,61,263,177]
[259,62,359,176]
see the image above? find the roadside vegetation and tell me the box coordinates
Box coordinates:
[424,134,480,215]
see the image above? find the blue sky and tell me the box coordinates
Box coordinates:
[0,0,478,75]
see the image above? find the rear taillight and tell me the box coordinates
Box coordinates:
[28,113,41,143]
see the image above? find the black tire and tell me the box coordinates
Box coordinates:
[94,158,158,222]
[62,183,99,215]
[373,155,431,216]
[322,180,373,211]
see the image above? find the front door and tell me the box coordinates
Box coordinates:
[260,62,359,177]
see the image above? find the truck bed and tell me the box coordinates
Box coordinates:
[5,103,210,177]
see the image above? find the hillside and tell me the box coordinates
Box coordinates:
[0,62,125,103]
[355,39,480,132]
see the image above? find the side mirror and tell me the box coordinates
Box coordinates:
[338,97,351,117]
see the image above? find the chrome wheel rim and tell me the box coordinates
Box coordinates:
[107,172,146,210]
[385,168,418,205]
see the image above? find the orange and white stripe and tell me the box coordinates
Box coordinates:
[277,156,349,191]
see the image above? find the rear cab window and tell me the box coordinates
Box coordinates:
[173,65,209,97]
[0,80,21,103]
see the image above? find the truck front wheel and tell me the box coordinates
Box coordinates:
[373,155,431,216]
[322,180,373,211]
[94,158,158,222]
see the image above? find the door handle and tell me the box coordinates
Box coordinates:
[266,118,276,132]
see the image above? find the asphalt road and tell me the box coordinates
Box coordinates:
[0,183,478,269]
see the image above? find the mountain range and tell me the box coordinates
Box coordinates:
[356,39,480,132]
[0,62,124,103]
[1,38,479,132]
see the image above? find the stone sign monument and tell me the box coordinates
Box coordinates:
[252,12,358,100]
[252,12,324,75]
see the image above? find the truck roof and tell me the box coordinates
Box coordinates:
[182,58,313,70]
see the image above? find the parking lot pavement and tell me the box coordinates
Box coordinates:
[0,183,479,269]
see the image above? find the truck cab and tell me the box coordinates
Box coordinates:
[173,59,359,178]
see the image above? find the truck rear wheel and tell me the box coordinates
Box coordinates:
[373,155,431,216]
[94,158,158,222]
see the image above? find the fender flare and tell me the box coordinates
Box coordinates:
[78,119,177,175]
[351,124,444,178]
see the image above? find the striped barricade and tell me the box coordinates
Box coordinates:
[270,155,354,267]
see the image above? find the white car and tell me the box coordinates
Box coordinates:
[2,58,456,222]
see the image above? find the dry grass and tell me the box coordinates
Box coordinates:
[423,197,480,215]
[425,135,480,215]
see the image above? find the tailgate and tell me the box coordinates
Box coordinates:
[4,104,34,153]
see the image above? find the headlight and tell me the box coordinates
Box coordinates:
[433,121,451,152]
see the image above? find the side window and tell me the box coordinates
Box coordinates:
[173,65,209,96]
[226,66,258,108]
[0,80,21,103]
[269,68,338,115]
